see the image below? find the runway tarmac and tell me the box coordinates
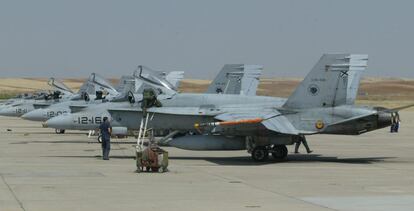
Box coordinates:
[0,113,414,211]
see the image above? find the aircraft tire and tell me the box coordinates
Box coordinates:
[272,145,288,160]
[55,129,65,134]
[251,146,269,162]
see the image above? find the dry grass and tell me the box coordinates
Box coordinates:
[1,77,413,110]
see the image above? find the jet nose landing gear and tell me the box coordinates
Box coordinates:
[55,129,65,134]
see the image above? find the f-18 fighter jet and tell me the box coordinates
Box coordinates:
[0,78,77,117]
[43,64,263,137]
[59,54,411,162]
[20,70,186,123]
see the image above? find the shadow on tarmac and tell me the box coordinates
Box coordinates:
[170,154,396,166]
[42,154,396,166]
[11,140,91,144]
[10,140,136,144]
[10,132,87,135]
[43,155,136,159]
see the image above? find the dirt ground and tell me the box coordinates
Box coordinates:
[1,77,413,109]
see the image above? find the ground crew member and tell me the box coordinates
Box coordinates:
[391,112,401,133]
[99,117,112,160]
[294,135,313,154]
[395,113,401,133]
[390,113,396,133]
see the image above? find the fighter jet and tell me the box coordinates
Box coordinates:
[1,72,123,118]
[44,64,263,136]
[0,92,46,109]
[0,79,74,110]
[0,78,77,117]
[48,54,412,162]
[20,73,127,123]
[21,70,184,123]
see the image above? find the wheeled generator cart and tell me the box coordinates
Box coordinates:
[136,145,168,173]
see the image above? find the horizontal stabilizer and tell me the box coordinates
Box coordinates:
[325,113,376,129]
[322,113,379,135]
[382,104,414,113]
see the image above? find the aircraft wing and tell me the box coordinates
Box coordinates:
[261,115,299,135]
[214,112,299,135]
[106,107,301,135]
[321,113,380,135]
[325,113,377,128]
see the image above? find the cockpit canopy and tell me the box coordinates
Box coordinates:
[48,78,74,94]
[88,73,118,96]
[133,65,177,94]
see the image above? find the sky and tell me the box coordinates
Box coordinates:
[0,0,413,79]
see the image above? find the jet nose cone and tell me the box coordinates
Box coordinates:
[21,109,48,121]
[45,114,73,129]
[0,107,17,117]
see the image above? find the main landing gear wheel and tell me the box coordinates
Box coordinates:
[251,146,269,162]
[272,145,288,160]
[55,129,65,134]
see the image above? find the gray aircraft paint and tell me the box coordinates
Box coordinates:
[44,55,406,158]
[90,54,394,143]
[43,64,265,130]
[283,54,368,109]
[48,77,74,95]
[0,78,78,117]
[206,64,262,95]
[165,71,185,88]
[21,73,123,121]
[22,71,183,122]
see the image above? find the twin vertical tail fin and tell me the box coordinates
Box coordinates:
[240,65,262,96]
[206,64,262,95]
[77,79,95,95]
[165,71,185,89]
[109,75,136,102]
[115,75,135,94]
[283,54,368,109]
